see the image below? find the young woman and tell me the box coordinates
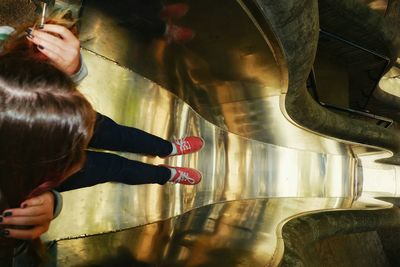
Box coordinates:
[0,9,91,242]
[0,12,204,263]
[0,51,97,266]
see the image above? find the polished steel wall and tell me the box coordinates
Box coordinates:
[50,198,361,267]
[44,50,358,241]
[361,153,400,197]
[43,0,398,266]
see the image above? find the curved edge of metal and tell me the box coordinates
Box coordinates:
[250,0,400,164]
[269,197,394,266]
[43,48,358,242]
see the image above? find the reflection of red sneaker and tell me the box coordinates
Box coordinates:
[165,24,195,44]
[165,165,202,185]
[170,136,204,156]
[160,3,189,20]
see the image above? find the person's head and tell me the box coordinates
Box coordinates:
[0,8,95,264]
[0,54,96,210]
[0,8,92,210]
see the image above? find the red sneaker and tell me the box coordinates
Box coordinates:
[170,136,204,156]
[166,165,202,185]
[160,3,189,20]
[165,24,195,44]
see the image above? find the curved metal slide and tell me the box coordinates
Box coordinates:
[43,0,398,266]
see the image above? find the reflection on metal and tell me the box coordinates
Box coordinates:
[48,197,391,267]
[78,0,354,155]
[316,29,390,110]
[79,0,283,104]
[42,0,399,266]
[378,63,400,100]
[360,153,400,198]
[357,0,389,15]
[44,50,357,241]
[49,199,347,266]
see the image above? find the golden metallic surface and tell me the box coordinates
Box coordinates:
[378,63,400,97]
[43,1,398,266]
[48,197,391,267]
[358,0,389,14]
[44,50,358,241]
[360,153,400,198]
[77,0,354,155]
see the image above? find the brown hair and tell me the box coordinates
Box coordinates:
[0,54,96,208]
[0,8,94,209]
[0,12,96,264]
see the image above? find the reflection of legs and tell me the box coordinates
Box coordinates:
[90,113,173,157]
[123,0,166,40]
[127,15,166,40]
[57,151,171,192]
[127,0,163,15]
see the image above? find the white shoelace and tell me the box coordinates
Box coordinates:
[175,138,191,152]
[173,171,196,184]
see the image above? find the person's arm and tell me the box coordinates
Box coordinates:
[0,26,83,240]
[0,26,15,53]
[27,24,88,83]
[50,190,63,219]
[70,54,88,84]
[0,192,60,239]
[0,26,15,41]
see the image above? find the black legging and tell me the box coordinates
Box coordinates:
[57,113,172,192]
[114,0,167,41]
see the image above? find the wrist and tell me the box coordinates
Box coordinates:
[70,54,88,84]
[49,190,63,219]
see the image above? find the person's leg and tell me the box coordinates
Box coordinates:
[57,151,171,192]
[160,3,190,20]
[125,15,167,40]
[127,0,163,15]
[90,113,173,157]
[90,113,204,157]
[120,0,166,40]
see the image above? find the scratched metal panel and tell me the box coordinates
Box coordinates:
[44,51,357,241]
[47,197,393,267]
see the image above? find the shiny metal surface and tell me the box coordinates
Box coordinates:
[48,197,391,267]
[358,0,389,15]
[78,0,353,155]
[360,153,400,198]
[42,0,400,266]
[378,63,400,98]
[44,50,357,241]
[47,198,345,267]
[79,0,283,102]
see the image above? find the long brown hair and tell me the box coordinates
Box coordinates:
[0,54,96,208]
[0,8,95,210]
[0,11,96,265]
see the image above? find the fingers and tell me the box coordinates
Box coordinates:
[29,25,80,50]
[0,214,49,226]
[3,225,49,240]
[25,25,81,75]
[1,191,54,218]
[0,192,55,240]
[27,35,62,65]
[1,205,48,218]
[40,24,78,43]
[21,192,52,208]
[20,191,54,208]
[35,45,65,67]
[27,30,79,63]
[28,29,67,50]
